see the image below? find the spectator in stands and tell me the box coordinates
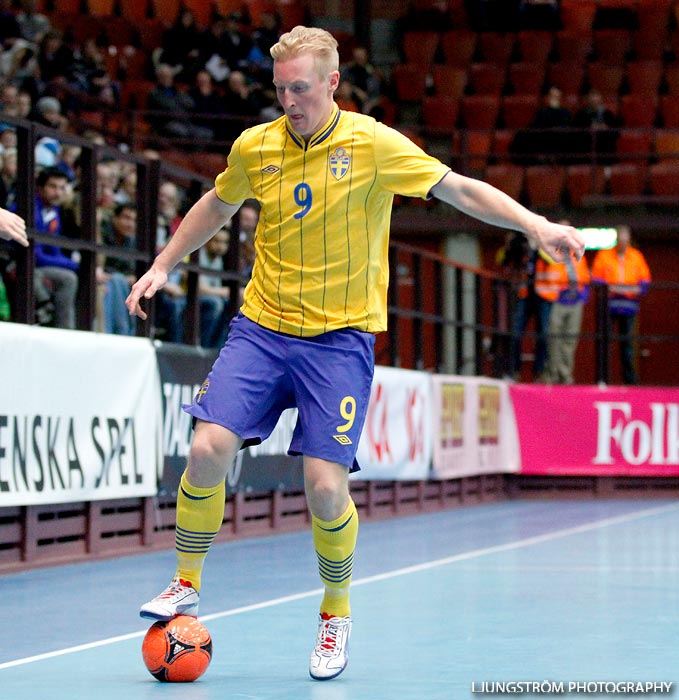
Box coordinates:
[341,46,383,114]
[189,69,228,142]
[512,86,572,164]
[335,79,361,113]
[541,220,591,384]
[237,200,259,278]
[101,203,137,335]
[219,12,254,74]
[251,11,281,58]
[498,231,551,380]
[572,89,620,164]
[246,11,280,83]
[221,70,265,138]
[156,9,203,82]
[157,180,184,251]
[198,226,232,347]
[30,95,69,131]
[146,63,213,143]
[114,167,137,206]
[56,143,80,183]
[0,146,16,208]
[94,160,118,230]
[0,0,21,46]
[37,30,75,88]
[15,89,32,118]
[0,39,40,100]
[16,0,50,45]
[31,166,79,329]
[591,225,650,384]
[199,16,229,84]
[0,84,19,114]
[155,180,188,341]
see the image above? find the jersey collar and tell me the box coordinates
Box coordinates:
[286,104,341,150]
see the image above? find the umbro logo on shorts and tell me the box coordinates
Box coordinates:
[333,435,352,445]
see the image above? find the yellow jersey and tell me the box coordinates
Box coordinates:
[215,105,450,336]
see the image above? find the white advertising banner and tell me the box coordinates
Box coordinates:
[431,375,520,479]
[0,323,163,505]
[353,365,432,481]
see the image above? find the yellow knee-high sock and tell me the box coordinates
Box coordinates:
[312,498,358,618]
[175,470,225,591]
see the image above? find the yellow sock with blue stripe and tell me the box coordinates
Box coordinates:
[312,498,358,618]
[175,470,225,592]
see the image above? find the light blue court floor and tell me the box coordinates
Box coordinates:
[1,498,678,700]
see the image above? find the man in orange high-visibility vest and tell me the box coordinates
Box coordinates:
[537,241,590,385]
[592,225,651,385]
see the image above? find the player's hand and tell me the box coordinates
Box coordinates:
[0,209,28,247]
[534,219,585,262]
[126,268,168,320]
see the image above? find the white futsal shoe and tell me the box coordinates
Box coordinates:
[139,577,200,620]
[309,613,352,680]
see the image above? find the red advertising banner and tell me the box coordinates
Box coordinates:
[510,384,679,476]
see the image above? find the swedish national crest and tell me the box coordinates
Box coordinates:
[329,147,350,181]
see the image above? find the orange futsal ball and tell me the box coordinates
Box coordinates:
[141,615,212,682]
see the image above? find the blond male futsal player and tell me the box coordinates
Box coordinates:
[126,26,585,681]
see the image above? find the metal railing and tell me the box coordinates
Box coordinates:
[3,115,679,385]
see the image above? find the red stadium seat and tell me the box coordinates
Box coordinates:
[547,62,585,95]
[619,95,658,128]
[654,129,679,160]
[648,162,679,196]
[150,0,180,24]
[554,31,592,63]
[468,63,507,95]
[422,96,460,136]
[517,31,553,65]
[560,0,597,33]
[440,30,477,67]
[586,63,625,98]
[592,29,632,65]
[616,129,653,158]
[120,0,151,23]
[565,165,607,206]
[477,33,515,65]
[508,63,546,95]
[608,163,648,196]
[486,164,525,200]
[459,95,500,129]
[626,60,664,96]
[391,64,428,102]
[402,31,440,66]
[87,0,116,15]
[461,130,494,172]
[663,66,679,95]
[659,96,679,128]
[500,94,539,129]
[524,165,566,207]
[430,65,468,99]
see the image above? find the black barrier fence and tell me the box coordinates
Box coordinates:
[3,115,679,386]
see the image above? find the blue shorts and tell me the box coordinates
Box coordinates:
[183,313,375,470]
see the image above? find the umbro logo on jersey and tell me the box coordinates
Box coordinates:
[329,147,350,181]
[261,165,280,174]
[333,434,353,445]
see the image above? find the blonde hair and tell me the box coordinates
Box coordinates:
[270,25,339,76]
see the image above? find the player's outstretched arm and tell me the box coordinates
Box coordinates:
[126,189,241,319]
[0,208,28,247]
[431,171,585,262]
